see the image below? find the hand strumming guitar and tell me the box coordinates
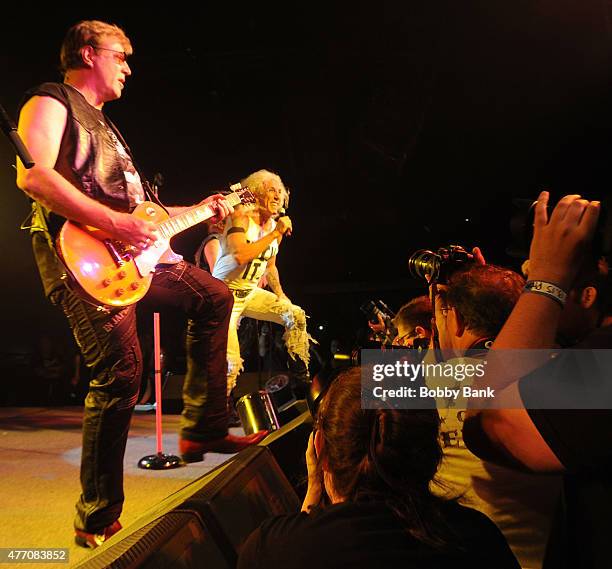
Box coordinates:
[109,210,159,251]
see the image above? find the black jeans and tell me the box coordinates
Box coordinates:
[51,261,232,533]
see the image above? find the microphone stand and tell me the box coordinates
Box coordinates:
[138,312,182,470]
[0,103,34,169]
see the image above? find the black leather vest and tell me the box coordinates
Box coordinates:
[21,83,142,296]
[53,83,132,213]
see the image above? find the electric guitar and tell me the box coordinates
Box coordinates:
[56,187,254,307]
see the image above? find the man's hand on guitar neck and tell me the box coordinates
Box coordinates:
[199,193,234,225]
[165,193,234,225]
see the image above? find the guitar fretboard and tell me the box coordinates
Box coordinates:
[156,192,244,240]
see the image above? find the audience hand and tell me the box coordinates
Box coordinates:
[301,432,322,513]
[368,314,386,334]
[527,191,600,290]
[472,246,486,265]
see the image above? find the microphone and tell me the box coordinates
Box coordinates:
[0,103,34,169]
[276,207,292,237]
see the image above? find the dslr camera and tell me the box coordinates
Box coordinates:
[360,300,397,345]
[508,197,611,261]
[408,244,475,285]
[360,299,396,326]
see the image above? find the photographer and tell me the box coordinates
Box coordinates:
[522,255,609,349]
[238,367,519,569]
[463,192,612,569]
[364,300,397,345]
[391,295,432,348]
[366,296,432,348]
[411,248,561,568]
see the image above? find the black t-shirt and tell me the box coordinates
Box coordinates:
[519,325,612,569]
[237,500,519,569]
[520,325,612,470]
[195,232,220,273]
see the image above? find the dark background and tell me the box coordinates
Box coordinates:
[1,2,612,395]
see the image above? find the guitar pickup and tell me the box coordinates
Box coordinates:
[103,239,127,266]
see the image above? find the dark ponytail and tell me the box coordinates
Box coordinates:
[316,367,457,548]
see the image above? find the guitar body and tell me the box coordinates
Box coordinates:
[57,202,174,307]
[55,188,254,308]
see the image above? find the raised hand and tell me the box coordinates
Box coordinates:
[472,246,486,265]
[527,191,601,290]
[301,431,323,513]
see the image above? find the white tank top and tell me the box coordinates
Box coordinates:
[213,216,279,291]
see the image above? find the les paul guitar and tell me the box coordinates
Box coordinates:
[57,187,254,307]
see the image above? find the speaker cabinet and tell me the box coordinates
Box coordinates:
[76,445,301,568]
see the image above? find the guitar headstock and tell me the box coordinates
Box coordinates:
[237,186,256,206]
[225,185,256,208]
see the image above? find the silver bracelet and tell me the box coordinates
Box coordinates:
[523,280,567,307]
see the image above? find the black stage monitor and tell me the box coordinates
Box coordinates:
[182,445,301,564]
[75,510,230,569]
[76,445,300,568]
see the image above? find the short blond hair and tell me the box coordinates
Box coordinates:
[60,20,132,75]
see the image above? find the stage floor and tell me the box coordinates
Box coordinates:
[0,406,243,567]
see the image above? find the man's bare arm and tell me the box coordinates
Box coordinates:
[265,256,289,300]
[226,214,290,266]
[464,385,565,472]
[464,193,600,472]
[492,193,600,353]
[17,96,158,248]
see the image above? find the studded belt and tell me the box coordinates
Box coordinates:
[232,289,252,299]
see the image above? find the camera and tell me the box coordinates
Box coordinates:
[360,300,397,345]
[508,196,611,261]
[408,245,475,284]
[360,299,395,325]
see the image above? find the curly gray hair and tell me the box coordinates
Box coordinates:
[241,169,290,210]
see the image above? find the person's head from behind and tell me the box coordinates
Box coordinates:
[241,169,287,218]
[544,255,608,345]
[600,259,612,326]
[314,367,449,545]
[392,295,432,347]
[206,217,226,236]
[435,264,524,353]
[522,255,609,344]
[61,20,132,101]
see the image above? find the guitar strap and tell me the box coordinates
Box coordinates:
[24,116,164,248]
[104,114,168,212]
[22,200,55,250]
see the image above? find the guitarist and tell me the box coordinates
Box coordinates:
[15,20,267,549]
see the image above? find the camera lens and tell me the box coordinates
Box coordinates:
[408,249,440,282]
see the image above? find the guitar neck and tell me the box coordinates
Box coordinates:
[156,192,243,240]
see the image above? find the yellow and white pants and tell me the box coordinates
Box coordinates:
[226,287,312,395]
